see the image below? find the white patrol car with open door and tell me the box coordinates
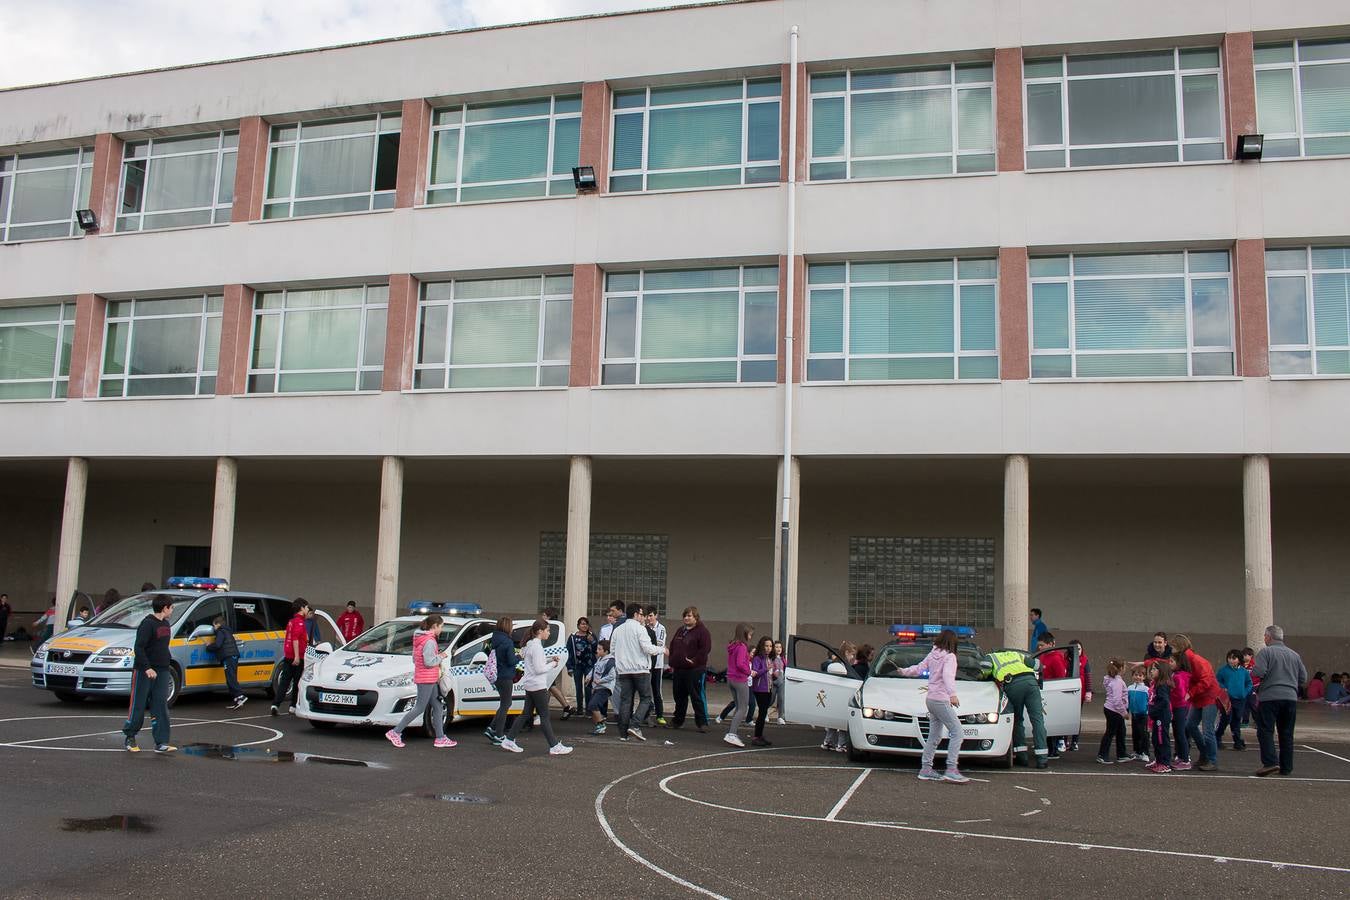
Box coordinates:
[295,602,568,736]
[783,625,1081,767]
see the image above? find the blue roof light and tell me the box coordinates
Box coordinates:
[165,576,229,592]
[407,600,483,617]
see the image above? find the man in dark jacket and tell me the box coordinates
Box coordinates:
[122,596,175,753]
[208,615,246,710]
[667,605,712,732]
[1252,624,1308,777]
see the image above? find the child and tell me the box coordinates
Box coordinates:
[771,641,787,725]
[566,616,596,720]
[821,641,858,752]
[207,615,246,710]
[1145,662,1173,774]
[1097,658,1129,764]
[1126,665,1152,763]
[501,619,571,755]
[1214,649,1253,750]
[1169,655,1193,771]
[1241,647,1259,724]
[898,628,969,783]
[1326,673,1347,704]
[749,636,775,747]
[723,623,753,749]
[1070,639,1091,752]
[587,640,616,735]
[385,614,456,749]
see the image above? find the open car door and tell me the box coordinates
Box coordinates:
[783,636,857,729]
[1035,643,1081,737]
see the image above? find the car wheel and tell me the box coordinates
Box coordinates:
[997,746,1014,769]
[164,666,182,708]
[424,692,455,739]
[265,663,283,700]
[846,740,870,762]
[308,719,336,730]
[54,690,85,704]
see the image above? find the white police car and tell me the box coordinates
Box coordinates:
[295,602,568,735]
[783,625,1081,767]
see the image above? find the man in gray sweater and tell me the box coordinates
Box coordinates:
[1251,624,1308,777]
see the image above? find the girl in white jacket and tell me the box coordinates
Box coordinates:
[501,620,573,756]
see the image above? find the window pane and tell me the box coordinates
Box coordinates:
[278,372,355,392]
[466,97,551,122]
[1032,354,1072,377]
[1265,248,1307,271]
[1191,352,1233,376]
[851,357,954,380]
[747,102,779,162]
[448,366,536,388]
[202,316,221,373]
[811,72,847,93]
[640,292,738,359]
[1179,48,1220,70]
[1254,43,1295,65]
[645,269,739,290]
[808,264,846,285]
[302,118,375,140]
[1300,39,1350,63]
[1316,349,1350,374]
[959,356,998,379]
[1313,273,1350,346]
[1189,278,1232,346]
[552,117,581,175]
[1026,83,1063,145]
[612,113,645,171]
[1068,75,1177,145]
[1254,69,1297,136]
[1070,145,1178,166]
[852,67,950,90]
[266,146,295,199]
[251,315,279,369]
[1300,63,1350,135]
[462,120,550,183]
[0,323,58,379]
[418,305,449,365]
[430,129,461,187]
[145,153,217,212]
[812,97,845,158]
[650,82,742,105]
[1075,253,1183,276]
[852,157,950,178]
[639,361,737,384]
[1029,256,1070,277]
[1188,251,1230,274]
[852,260,952,282]
[852,90,951,157]
[542,299,572,361]
[1076,353,1188,377]
[957,88,993,151]
[362,308,386,368]
[808,358,845,381]
[279,309,362,370]
[295,136,375,198]
[647,105,742,170]
[849,284,953,354]
[1267,276,1309,346]
[959,284,996,350]
[604,297,636,358]
[10,167,76,224]
[1181,74,1222,139]
[1269,350,1312,375]
[1023,57,1063,79]
[1032,282,1070,349]
[1068,50,1175,76]
[451,299,539,365]
[217,152,236,206]
[1074,278,1187,350]
[741,359,777,382]
[809,289,844,354]
[102,321,129,374]
[128,317,201,376]
[743,292,777,355]
[1312,248,1350,269]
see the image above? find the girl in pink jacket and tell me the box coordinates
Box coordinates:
[898,629,969,783]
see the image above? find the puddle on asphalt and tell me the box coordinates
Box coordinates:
[61,815,156,834]
[180,743,387,768]
[430,792,493,804]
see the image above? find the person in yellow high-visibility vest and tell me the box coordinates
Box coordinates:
[988,649,1049,768]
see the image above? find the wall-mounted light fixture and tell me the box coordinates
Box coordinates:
[75,208,99,231]
[572,165,598,192]
[1235,134,1264,161]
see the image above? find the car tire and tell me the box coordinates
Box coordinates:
[265,663,283,700]
[846,740,871,762]
[424,692,455,739]
[164,665,182,708]
[54,690,85,704]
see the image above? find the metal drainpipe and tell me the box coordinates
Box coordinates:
[778,24,799,650]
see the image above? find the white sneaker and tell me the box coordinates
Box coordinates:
[776,717,787,726]
[715,715,724,724]
[549,743,573,756]
[724,733,745,748]
[532,715,541,726]
[500,739,523,753]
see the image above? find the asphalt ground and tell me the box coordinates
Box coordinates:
[1,667,1348,899]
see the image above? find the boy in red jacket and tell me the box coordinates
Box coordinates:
[337,601,365,643]
[270,598,311,716]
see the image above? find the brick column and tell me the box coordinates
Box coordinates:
[998,247,1030,380]
[86,133,123,233]
[778,254,806,384]
[1234,238,1269,377]
[395,99,432,208]
[66,293,106,399]
[215,284,254,395]
[232,116,270,222]
[781,62,808,182]
[580,82,611,193]
[383,273,420,391]
[570,263,603,387]
[1222,32,1257,161]
[995,47,1025,173]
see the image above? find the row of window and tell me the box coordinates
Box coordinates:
[3,38,1348,241]
[3,247,1349,400]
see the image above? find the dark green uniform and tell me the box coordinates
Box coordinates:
[989,650,1048,767]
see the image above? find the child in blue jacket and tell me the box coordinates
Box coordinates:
[1214,649,1253,751]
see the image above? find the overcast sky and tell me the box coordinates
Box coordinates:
[0,0,696,89]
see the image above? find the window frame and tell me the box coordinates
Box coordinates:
[1022,47,1227,170]
[98,294,222,399]
[116,131,238,233]
[0,301,77,401]
[807,62,996,182]
[261,113,401,220]
[0,146,94,243]
[246,284,388,395]
[1266,246,1350,378]
[1254,39,1350,160]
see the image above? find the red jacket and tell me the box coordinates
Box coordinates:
[1040,649,1068,680]
[1184,649,1220,707]
[337,610,365,642]
[283,614,309,661]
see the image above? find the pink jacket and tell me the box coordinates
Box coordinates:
[899,647,957,703]
[726,641,751,682]
[412,631,441,685]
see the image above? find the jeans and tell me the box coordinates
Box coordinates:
[1151,710,1173,765]
[222,656,243,700]
[394,682,445,739]
[1196,703,1220,763]
[725,682,750,737]
[921,697,963,771]
[1257,697,1298,774]
[650,667,665,719]
[274,659,301,709]
[571,667,593,713]
[671,668,708,727]
[489,675,515,735]
[617,672,653,733]
[507,689,558,745]
[123,669,170,747]
[1099,709,1127,760]
[752,690,771,738]
[1004,674,1047,756]
[1131,713,1151,756]
[1216,695,1247,748]
[1172,707,1191,762]
[772,678,784,718]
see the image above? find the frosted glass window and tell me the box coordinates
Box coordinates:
[806,258,998,382]
[1256,40,1350,159]
[0,147,94,242]
[249,285,387,393]
[263,113,400,219]
[100,295,222,398]
[118,132,237,232]
[1266,247,1350,376]
[0,302,76,400]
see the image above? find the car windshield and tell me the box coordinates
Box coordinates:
[871,642,989,681]
[343,621,460,655]
[85,594,190,629]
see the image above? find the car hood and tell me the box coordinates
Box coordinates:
[311,649,416,687]
[43,628,133,655]
[861,677,1002,715]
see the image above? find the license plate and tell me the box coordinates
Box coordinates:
[47,663,80,676]
[319,692,358,706]
[963,727,980,737]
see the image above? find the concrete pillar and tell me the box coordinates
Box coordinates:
[1222,33,1257,161]
[994,47,1025,173]
[771,457,801,640]
[66,293,107,399]
[209,457,238,582]
[382,274,420,391]
[998,248,1030,380]
[395,98,432,208]
[579,82,612,192]
[87,133,125,234]
[1243,455,1274,649]
[570,264,602,387]
[232,116,270,222]
[373,457,404,624]
[1234,239,1270,377]
[53,458,89,635]
[215,285,255,396]
[563,456,592,630]
[1002,454,1030,649]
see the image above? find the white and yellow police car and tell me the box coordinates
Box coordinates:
[295,602,568,735]
[783,625,1081,767]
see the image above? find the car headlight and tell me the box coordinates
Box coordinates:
[33,642,52,661]
[862,707,909,721]
[959,712,1000,725]
[377,674,413,689]
[90,647,134,666]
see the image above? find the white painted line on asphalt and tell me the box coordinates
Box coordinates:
[1300,744,1350,764]
[955,819,991,824]
[0,714,283,753]
[826,769,872,821]
[1014,785,1035,793]
[1020,809,1042,817]
[982,769,1350,784]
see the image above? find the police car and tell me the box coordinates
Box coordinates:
[783,625,1081,767]
[31,578,342,706]
[295,602,568,736]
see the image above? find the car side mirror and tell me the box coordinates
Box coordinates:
[826,661,848,676]
[189,624,215,640]
[471,652,488,666]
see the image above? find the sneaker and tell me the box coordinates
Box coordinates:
[627,727,647,742]
[1196,760,1217,772]
[1120,753,1137,762]
[231,697,248,710]
[500,739,523,753]
[917,767,943,781]
[716,715,724,724]
[776,717,787,726]
[124,740,140,753]
[724,733,746,748]
[269,704,279,717]
[385,730,405,749]
[1070,741,1080,752]
[1096,757,1113,765]
[561,707,573,720]
[656,717,667,726]
[549,743,573,756]
[1172,760,1193,771]
[834,744,848,753]
[532,715,541,726]
[432,737,457,749]
[154,744,176,754]
[751,736,772,747]
[821,739,833,750]
[483,727,503,745]
[1255,765,1279,777]
[942,769,970,784]
[1138,753,1151,764]
[619,736,629,742]
[1146,762,1172,774]
[1233,743,1246,751]
[592,724,607,735]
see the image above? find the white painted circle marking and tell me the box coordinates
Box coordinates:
[0,714,283,753]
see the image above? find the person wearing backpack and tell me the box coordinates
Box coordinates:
[385,614,456,749]
[484,616,517,746]
[500,619,572,756]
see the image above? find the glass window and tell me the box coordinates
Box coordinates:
[413,274,572,389]
[262,113,400,219]
[609,79,780,192]
[0,147,94,242]
[99,294,222,397]
[118,131,237,232]
[0,301,76,400]
[1023,49,1224,168]
[600,266,778,385]
[1266,246,1350,376]
[1029,251,1234,378]
[426,95,580,204]
[809,62,993,181]
[1255,39,1350,159]
[806,258,997,382]
[248,285,387,393]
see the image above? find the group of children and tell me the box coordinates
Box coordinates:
[1306,671,1350,705]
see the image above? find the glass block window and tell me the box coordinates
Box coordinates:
[537,532,669,618]
[806,258,998,382]
[0,147,94,242]
[100,295,222,397]
[609,78,780,192]
[248,285,387,393]
[263,113,401,219]
[1023,48,1224,168]
[0,302,76,400]
[1266,247,1350,376]
[848,536,995,628]
[1255,39,1350,159]
[414,274,572,390]
[426,95,580,204]
[809,62,994,181]
[1029,251,1234,378]
[118,132,237,232]
[601,266,779,385]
